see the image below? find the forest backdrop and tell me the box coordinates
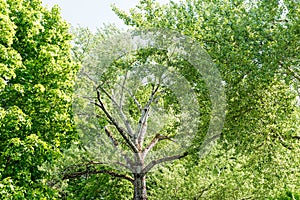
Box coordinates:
[0,0,299,199]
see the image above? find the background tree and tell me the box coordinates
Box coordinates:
[0,0,77,198]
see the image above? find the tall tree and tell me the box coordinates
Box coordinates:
[0,0,77,198]
[53,0,299,199]
[64,26,225,200]
[111,0,300,199]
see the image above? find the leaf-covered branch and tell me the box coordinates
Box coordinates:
[285,66,300,82]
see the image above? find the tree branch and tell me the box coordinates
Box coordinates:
[93,90,139,153]
[142,152,188,174]
[104,126,134,168]
[285,66,300,82]
[136,84,160,149]
[97,86,135,137]
[63,169,134,183]
[142,134,174,158]
[194,183,213,200]
[292,135,300,140]
[104,126,119,147]
[89,160,129,170]
[63,161,130,173]
[116,82,142,111]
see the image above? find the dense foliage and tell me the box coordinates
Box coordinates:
[57,0,300,198]
[0,0,299,199]
[111,0,300,199]
[0,0,77,198]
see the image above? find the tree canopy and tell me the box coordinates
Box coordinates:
[0,0,77,198]
[111,0,300,198]
[0,0,299,199]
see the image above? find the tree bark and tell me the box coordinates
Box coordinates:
[133,173,147,200]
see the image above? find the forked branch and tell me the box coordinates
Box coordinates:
[286,66,300,82]
[142,134,175,158]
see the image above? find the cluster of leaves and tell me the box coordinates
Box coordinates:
[273,190,300,200]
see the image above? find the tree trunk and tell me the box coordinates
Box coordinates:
[133,173,147,200]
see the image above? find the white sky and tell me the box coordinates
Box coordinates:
[42,0,176,31]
